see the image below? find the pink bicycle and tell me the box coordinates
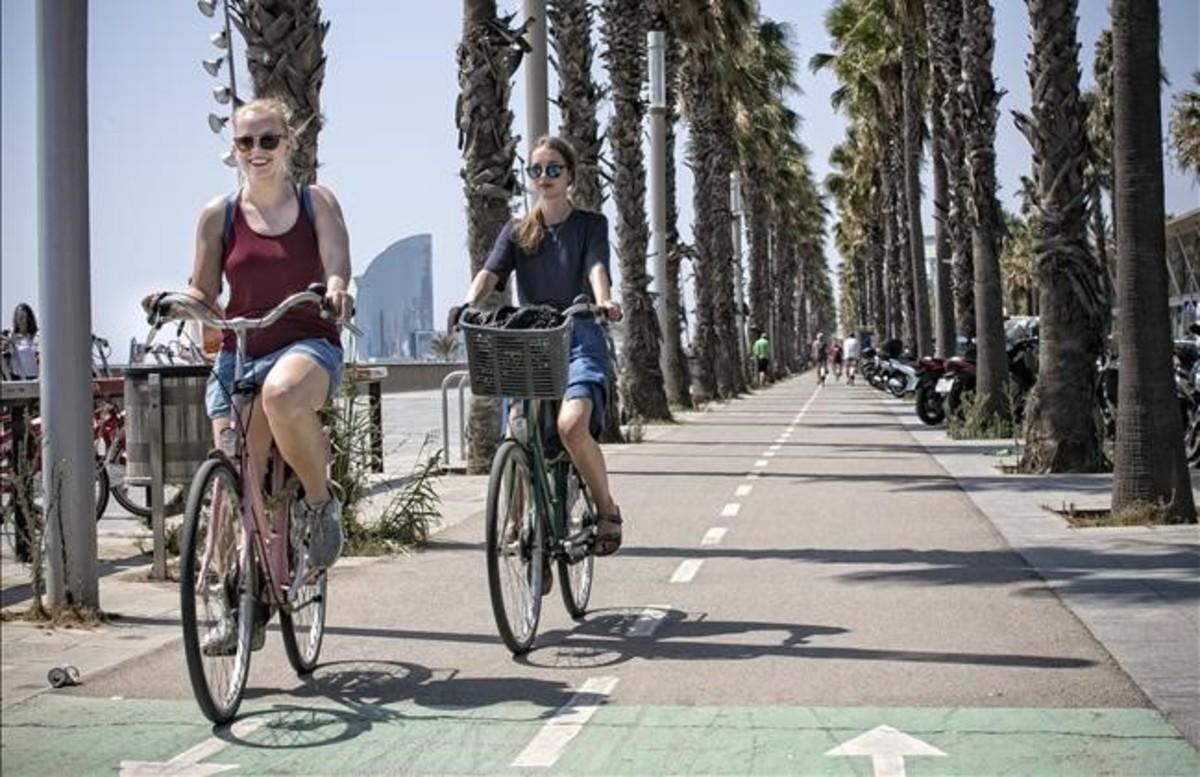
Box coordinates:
[147,286,359,723]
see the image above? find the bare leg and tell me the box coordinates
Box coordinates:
[261,354,331,504]
[556,398,616,515]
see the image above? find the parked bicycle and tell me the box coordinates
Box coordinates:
[146,286,359,723]
[460,300,604,655]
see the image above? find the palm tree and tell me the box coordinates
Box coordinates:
[548,0,604,210]
[456,0,526,472]
[600,0,670,421]
[924,0,957,356]
[675,0,755,399]
[959,0,1008,421]
[1169,72,1200,180]
[231,0,329,184]
[926,0,974,342]
[1110,0,1196,521]
[892,0,933,357]
[1013,0,1106,472]
[429,331,461,361]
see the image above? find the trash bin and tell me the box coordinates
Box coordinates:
[122,365,210,485]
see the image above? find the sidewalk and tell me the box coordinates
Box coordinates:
[2,381,1197,753]
[884,395,1200,748]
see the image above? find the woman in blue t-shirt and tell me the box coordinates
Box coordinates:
[457,135,624,556]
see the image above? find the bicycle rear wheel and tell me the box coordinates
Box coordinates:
[107,434,185,520]
[485,440,543,655]
[280,491,327,674]
[180,458,255,724]
[558,467,595,619]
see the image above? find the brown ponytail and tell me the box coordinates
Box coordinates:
[515,135,578,253]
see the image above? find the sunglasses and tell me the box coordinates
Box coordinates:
[233,133,285,152]
[525,163,565,179]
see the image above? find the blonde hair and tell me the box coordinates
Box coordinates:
[515,135,577,254]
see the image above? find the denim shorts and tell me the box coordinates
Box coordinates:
[205,337,344,419]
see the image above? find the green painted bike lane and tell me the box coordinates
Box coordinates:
[3,695,1197,775]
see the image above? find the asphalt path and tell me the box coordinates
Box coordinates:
[5,374,1196,776]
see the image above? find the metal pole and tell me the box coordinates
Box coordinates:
[648,30,668,338]
[523,0,548,163]
[730,172,748,371]
[222,0,238,101]
[147,373,166,581]
[36,0,98,608]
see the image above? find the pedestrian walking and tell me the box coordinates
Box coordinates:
[830,340,844,380]
[811,333,828,385]
[843,332,860,385]
[752,331,770,387]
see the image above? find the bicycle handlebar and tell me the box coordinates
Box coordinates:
[149,286,364,338]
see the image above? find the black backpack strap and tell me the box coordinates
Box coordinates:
[222,188,240,249]
[296,183,315,224]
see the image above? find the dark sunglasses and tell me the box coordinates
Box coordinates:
[233,133,285,152]
[525,163,565,179]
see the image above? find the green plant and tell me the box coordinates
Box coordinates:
[947,381,1023,440]
[322,371,441,555]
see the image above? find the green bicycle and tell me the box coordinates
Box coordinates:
[461,302,601,655]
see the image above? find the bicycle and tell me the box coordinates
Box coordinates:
[460,301,603,655]
[146,286,360,723]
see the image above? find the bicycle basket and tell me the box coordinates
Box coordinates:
[461,320,571,399]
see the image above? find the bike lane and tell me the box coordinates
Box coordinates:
[2,375,1197,775]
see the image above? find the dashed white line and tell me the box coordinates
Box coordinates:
[511,677,620,767]
[670,559,704,583]
[764,451,777,458]
[702,527,729,545]
[746,471,761,480]
[754,459,769,468]
[735,484,753,497]
[769,444,782,451]
[720,502,741,518]
[627,606,671,638]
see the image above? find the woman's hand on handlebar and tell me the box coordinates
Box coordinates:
[598,299,623,323]
[325,287,354,323]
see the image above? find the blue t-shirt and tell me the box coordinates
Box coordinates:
[483,209,611,307]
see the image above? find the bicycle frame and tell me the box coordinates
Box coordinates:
[512,399,571,555]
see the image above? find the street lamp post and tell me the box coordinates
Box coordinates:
[648,29,668,339]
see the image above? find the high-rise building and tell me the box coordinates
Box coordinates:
[353,234,434,361]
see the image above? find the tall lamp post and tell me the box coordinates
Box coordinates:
[730,171,749,374]
[198,0,241,168]
[648,29,668,340]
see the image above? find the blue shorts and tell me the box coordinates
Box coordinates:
[205,337,344,419]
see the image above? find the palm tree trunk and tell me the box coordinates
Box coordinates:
[901,23,933,357]
[960,0,1008,417]
[1110,0,1196,520]
[549,0,604,211]
[457,0,523,472]
[746,180,771,339]
[927,0,975,341]
[601,0,670,421]
[232,0,328,185]
[1015,0,1106,473]
[931,113,957,358]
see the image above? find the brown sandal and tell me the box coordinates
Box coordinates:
[594,506,623,557]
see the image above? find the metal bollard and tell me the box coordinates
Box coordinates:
[440,370,470,469]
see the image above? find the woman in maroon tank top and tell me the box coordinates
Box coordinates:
[155,97,354,571]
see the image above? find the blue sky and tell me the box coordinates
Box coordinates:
[2,0,1197,355]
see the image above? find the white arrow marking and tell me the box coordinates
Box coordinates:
[826,725,946,777]
[511,677,619,767]
[120,718,265,776]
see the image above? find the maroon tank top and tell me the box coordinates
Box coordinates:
[221,190,340,358]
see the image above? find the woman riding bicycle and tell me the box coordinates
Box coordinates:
[146,96,352,572]
[455,135,625,556]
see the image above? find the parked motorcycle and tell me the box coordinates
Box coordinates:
[914,357,948,425]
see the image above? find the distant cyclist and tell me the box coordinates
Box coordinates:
[452,135,625,558]
[843,332,861,385]
[811,333,829,385]
[147,97,352,581]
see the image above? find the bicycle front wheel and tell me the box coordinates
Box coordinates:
[558,467,595,619]
[485,440,543,655]
[180,457,255,724]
